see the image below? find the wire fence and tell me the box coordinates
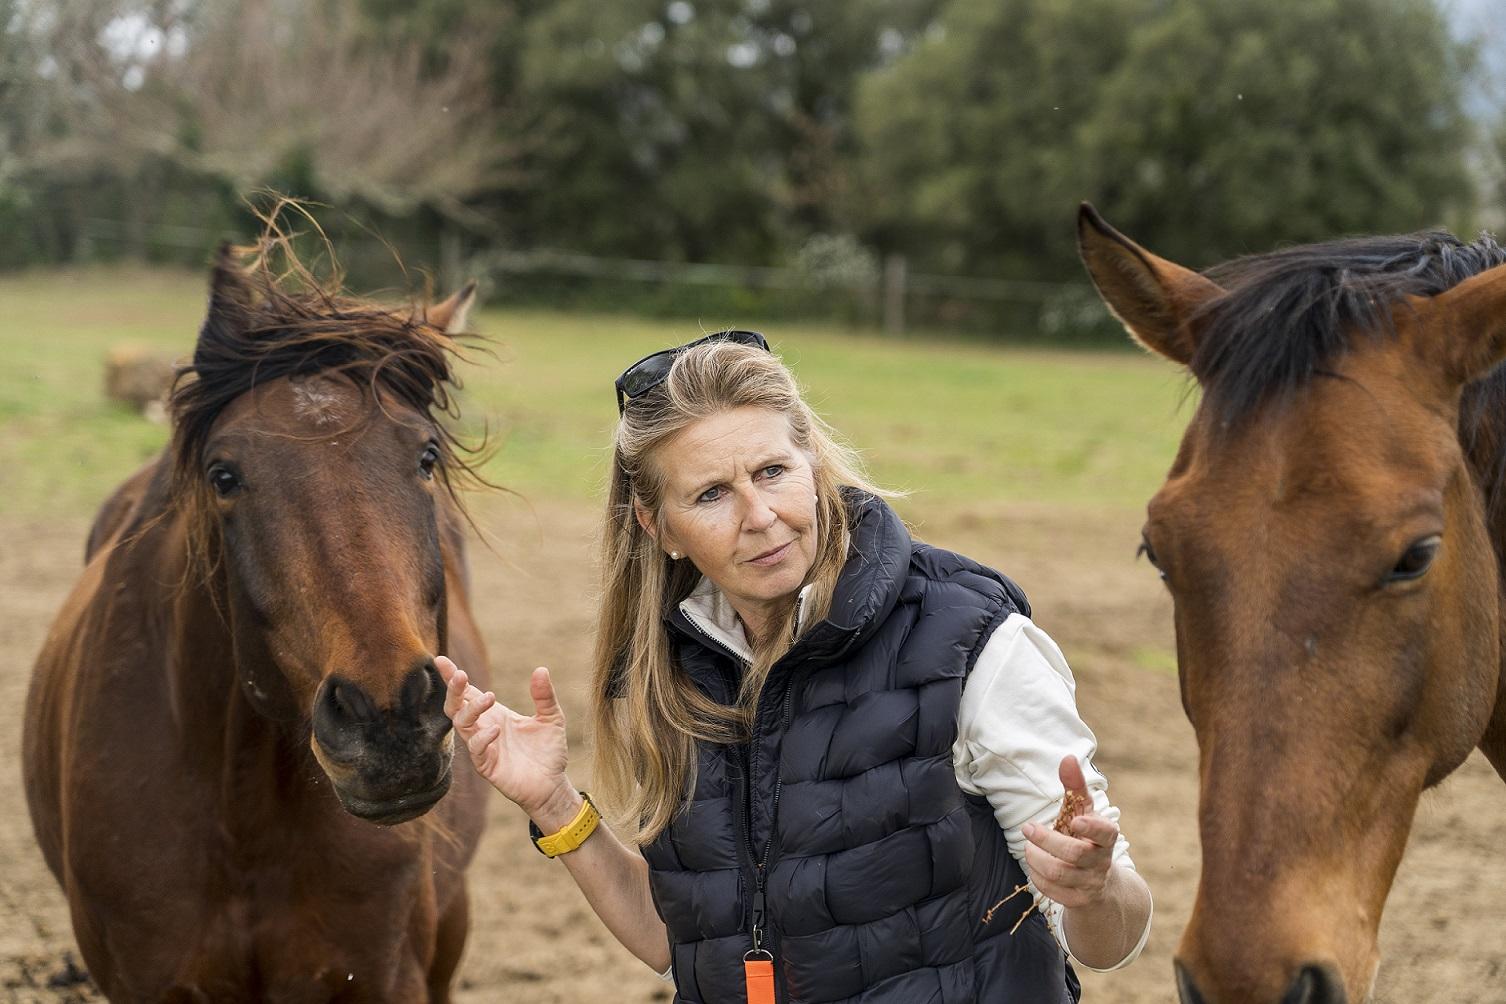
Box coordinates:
[75,217,1114,341]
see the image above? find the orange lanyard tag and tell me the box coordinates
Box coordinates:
[743,953,775,1004]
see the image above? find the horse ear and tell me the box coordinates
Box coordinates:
[1421,262,1506,386]
[195,242,255,366]
[424,280,478,335]
[1077,203,1224,365]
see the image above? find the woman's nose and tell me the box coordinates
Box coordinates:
[738,490,778,531]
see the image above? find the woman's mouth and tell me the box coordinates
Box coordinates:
[747,541,794,566]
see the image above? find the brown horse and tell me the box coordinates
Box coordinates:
[1078,205,1506,1004]
[23,245,491,1002]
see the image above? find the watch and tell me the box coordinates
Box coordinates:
[529,791,601,858]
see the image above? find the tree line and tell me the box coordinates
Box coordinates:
[2,0,1501,328]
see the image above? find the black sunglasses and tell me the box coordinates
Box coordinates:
[613,329,770,414]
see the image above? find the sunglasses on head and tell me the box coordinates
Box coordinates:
[613,329,770,414]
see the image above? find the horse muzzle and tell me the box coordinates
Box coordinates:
[309,662,456,825]
[1177,959,1349,1004]
[331,762,453,825]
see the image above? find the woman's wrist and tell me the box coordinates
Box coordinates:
[526,783,584,833]
[1061,864,1151,970]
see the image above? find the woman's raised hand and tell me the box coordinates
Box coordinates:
[435,656,574,821]
[1021,755,1119,910]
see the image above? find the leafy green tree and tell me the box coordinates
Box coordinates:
[505,0,941,262]
[1083,0,1474,265]
[855,0,1476,279]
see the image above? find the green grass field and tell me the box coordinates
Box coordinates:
[0,267,1193,520]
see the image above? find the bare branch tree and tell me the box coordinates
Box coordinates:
[20,0,520,229]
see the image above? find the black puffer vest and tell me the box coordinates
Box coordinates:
[642,493,1081,1003]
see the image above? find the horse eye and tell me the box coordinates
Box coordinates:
[1386,535,1441,584]
[418,443,440,480]
[208,464,242,498]
[1137,535,1167,581]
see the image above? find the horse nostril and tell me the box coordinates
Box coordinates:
[399,660,438,710]
[1283,964,1346,1004]
[399,660,452,734]
[1175,961,1207,1004]
[316,676,379,733]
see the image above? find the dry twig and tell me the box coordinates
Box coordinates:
[983,785,1095,935]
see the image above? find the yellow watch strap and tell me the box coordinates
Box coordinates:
[532,792,601,858]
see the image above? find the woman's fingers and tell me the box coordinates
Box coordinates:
[467,722,501,759]
[438,655,490,720]
[454,691,496,731]
[1025,821,1111,868]
[1068,813,1119,849]
[1058,754,1089,799]
[529,667,564,725]
[1026,840,1108,894]
[1024,817,1115,903]
[439,657,468,716]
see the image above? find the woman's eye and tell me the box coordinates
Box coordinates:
[761,464,784,479]
[208,464,242,498]
[1386,535,1441,584]
[697,486,723,504]
[419,443,440,480]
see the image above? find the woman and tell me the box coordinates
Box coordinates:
[437,331,1152,1002]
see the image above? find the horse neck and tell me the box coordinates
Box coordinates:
[1458,378,1506,776]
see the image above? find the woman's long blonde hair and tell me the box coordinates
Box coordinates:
[590,340,886,845]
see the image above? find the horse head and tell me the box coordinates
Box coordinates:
[170,247,480,826]
[1078,204,1506,1002]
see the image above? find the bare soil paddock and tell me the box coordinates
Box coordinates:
[2,499,1502,1003]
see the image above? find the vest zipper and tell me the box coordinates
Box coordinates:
[671,602,803,993]
[674,611,772,950]
[748,670,798,975]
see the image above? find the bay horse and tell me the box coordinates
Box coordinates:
[1077,205,1506,1003]
[23,243,491,1002]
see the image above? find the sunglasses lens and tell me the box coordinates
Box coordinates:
[615,330,769,411]
[619,351,675,400]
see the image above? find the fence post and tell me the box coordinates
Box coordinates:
[439,221,463,291]
[883,253,907,336]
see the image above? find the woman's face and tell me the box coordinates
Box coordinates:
[643,406,819,625]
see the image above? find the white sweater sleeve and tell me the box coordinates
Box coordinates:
[952,612,1151,972]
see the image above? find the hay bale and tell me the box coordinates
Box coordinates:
[105,345,178,420]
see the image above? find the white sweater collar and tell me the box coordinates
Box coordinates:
[678,576,814,663]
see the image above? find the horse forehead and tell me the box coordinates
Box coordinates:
[1181,368,1448,507]
[216,376,421,439]
[289,376,358,426]
[264,375,362,428]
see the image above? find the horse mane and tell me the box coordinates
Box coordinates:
[1461,374,1506,535]
[1190,230,1506,425]
[167,214,492,574]
[1189,228,1506,530]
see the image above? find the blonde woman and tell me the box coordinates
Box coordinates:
[437,331,1151,1002]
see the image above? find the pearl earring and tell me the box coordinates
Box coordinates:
[669,551,680,560]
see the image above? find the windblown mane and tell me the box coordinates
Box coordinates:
[1190,228,1506,530]
[168,238,489,539]
[1190,230,1506,425]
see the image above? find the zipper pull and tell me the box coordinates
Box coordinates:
[751,868,768,952]
[744,868,775,1004]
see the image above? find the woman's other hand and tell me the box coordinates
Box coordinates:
[1024,755,1153,970]
[435,656,575,824]
[1021,755,1118,909]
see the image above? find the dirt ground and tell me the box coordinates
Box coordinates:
[2,496,1503,1003]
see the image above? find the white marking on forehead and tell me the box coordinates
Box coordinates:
[291,380,351,427]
